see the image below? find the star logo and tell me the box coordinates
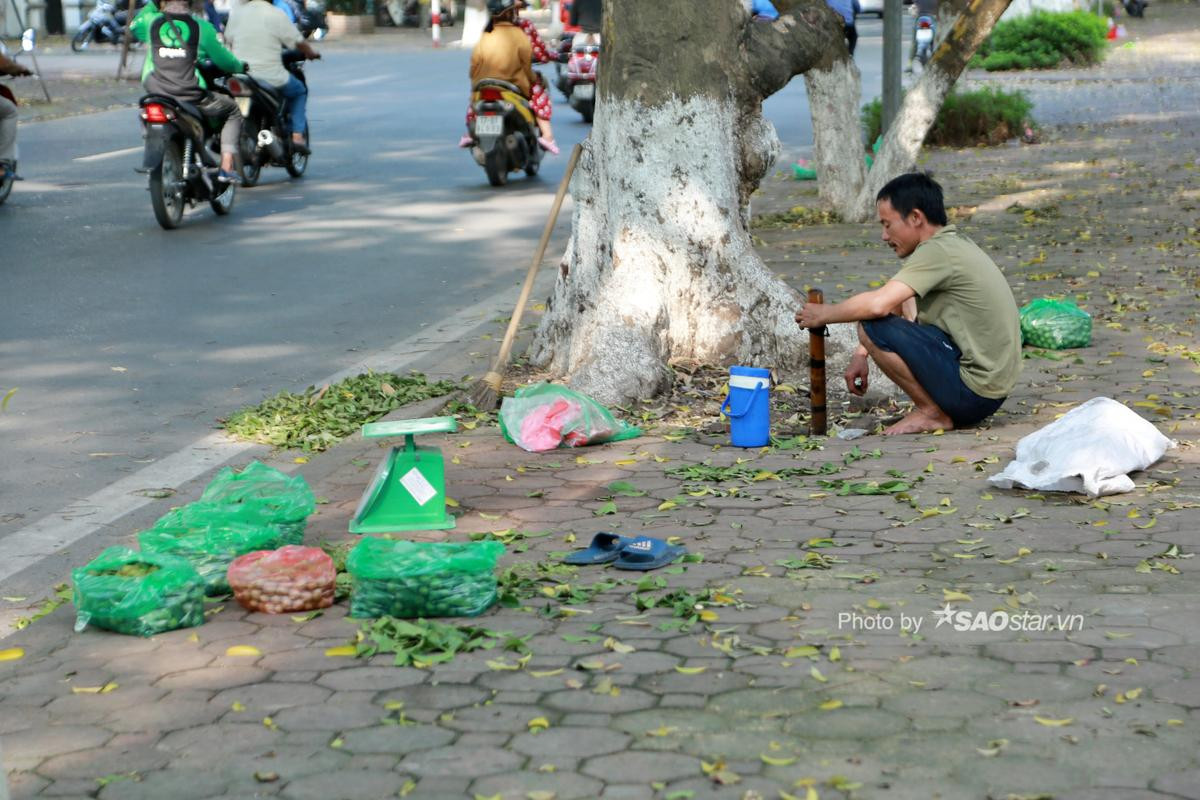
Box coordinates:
[932,603,956,629]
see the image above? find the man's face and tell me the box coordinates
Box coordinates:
[877,199,923,259]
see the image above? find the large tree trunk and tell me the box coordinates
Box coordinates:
[806,0,1015,221]
[529,0,850,406]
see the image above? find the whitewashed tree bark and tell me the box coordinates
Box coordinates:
[800,0,1016,221]
[529,0,856,406]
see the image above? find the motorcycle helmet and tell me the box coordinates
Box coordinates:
[487,0,517,16]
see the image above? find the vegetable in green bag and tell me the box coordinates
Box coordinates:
[139,519,286,595]
[347,538,504,619]
[198,461,316,541]
[1019,298,1092,349]
[72,547,206,637]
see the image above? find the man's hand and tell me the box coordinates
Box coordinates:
[845,351,869,396]
[794,302,828,330]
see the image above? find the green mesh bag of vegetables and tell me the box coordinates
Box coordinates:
[196,461,316,542]
[347,537,504,619]
[72,547,205,637]
[139,518,286,595]
[1019,298,1092,349]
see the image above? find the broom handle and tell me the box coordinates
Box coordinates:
[808,287,827,436]
[488,142,583,378]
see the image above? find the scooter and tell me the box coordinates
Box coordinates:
[467,78,542,186]
[0,28,36,207]
[914,14,935,67]
[563,33,598,123]
[136,63,242,228]
[71,0,143,51]
[229,50,312,187]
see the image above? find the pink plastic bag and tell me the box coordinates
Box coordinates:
[517,398,582,452]
[228,545,335,614]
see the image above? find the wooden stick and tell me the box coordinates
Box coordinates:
[808,287,827,436]
[474,142,582,399]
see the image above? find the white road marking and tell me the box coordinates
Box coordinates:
[0,285,534,586]
[341,74,392,88]
[73,146,144,163]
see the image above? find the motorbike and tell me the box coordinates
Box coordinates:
[72,0,143,51]
[1121,0,1146,17]
[914,14,935,67]
[0,28,35,208]
[282,0,329,40]
[229,50,311,187]
[136,63,241,229]
[562,34,598,123]
[467,78,542,187]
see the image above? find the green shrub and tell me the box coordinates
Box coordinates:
[972,11,1108,71]
[861,87,1033,148]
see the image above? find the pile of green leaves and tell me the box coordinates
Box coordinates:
[666,461,841,483]
[862,87,1033,148]
[817,478,911,496]
[751,205,841,230]
[354,616,529,667]
[496,561,624,609]
[319,541,354,601]
[972,11,1108,71]
[12,583,72,631]
[222,371,459,452]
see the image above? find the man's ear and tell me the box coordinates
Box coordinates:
[908,208,928,228]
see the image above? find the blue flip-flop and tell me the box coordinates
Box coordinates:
[563,532,637,565]
[612,536,686,571]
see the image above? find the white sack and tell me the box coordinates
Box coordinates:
[988,397,1173,497]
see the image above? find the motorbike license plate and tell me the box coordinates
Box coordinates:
[236,97,252,117]
[475,115,504,136]
[915,29,933,44]
[573,83,595,101]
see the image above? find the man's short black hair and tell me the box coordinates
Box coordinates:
[876,172,949,226]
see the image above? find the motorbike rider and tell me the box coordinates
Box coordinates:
[568,0,600,50]
[463,0,558,155]
[0,51,33,183]
[224,0,320,155]
[131,0,248,182]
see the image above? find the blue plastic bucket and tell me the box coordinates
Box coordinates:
[721,366,771,447]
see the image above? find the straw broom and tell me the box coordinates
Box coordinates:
[468,142,583,411]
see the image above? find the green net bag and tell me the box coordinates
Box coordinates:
[139,517,286,595]
[498,383,641,453]
[72,547,206,637]
[1019,298,1092,349]
[197,461,316,541]
[347,537,504,619]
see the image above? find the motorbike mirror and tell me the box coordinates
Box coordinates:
[21,27,36,51]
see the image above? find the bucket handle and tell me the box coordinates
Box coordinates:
[721,382,764,419]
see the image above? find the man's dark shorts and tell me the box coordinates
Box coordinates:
[861,316,1005,428]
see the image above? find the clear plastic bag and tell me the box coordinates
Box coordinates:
[72,547,206,637]
[347,537,504,619]
[498,383,641,452]
[139,518,287,596]
[1019,298,1092,349]
[228,545,335,614]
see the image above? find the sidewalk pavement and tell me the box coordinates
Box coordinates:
[4,18,1200,800]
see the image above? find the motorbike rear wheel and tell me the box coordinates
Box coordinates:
[484,147,508,187]
[238,120,262,187]
[71,26,92,52]
[285,125,309,178]
[149,140,185,230]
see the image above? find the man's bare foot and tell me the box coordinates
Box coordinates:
[883,408,954,436]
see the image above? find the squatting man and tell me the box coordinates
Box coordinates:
[795,173,1021,435]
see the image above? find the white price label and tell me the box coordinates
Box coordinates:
[399,467,438,507]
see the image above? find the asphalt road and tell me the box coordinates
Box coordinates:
[0,25,890,589]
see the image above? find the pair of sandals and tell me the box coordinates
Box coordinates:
[563,532,686,570]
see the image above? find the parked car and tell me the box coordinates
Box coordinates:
[856,0,883,18]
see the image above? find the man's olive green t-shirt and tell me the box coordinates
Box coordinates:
[892,225,1021,399]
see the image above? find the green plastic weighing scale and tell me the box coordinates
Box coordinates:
[349,416,458,534]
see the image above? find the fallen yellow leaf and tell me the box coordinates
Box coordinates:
[674,665,707,675]
[324,645,356,657]
[819,699,843,711]
[527,716,550,731]
[0,647,24,662]
[445,497,460,507]
[943,589,973,602]
[760,753,797,766]
[1033,716,1074,727]
[71,681,118,695]
[226,645,262,657]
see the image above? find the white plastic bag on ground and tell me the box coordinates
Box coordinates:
[988,397,1173,497]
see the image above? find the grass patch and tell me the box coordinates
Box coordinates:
[862,86,1033,148]
[751,205,841,229]
[222,371,459,452]
[972,11,1108,71]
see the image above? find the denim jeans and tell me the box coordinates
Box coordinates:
[278,74,308,135]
